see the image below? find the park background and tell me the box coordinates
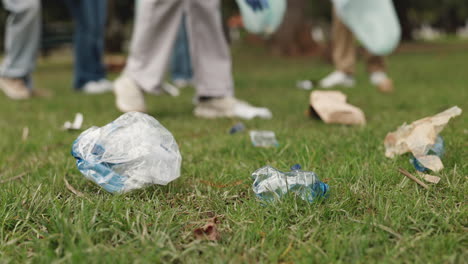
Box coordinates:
[0,0,467,263]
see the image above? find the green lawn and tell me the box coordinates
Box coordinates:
[0,42,467,263]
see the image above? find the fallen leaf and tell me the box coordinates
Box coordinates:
[193,217,221,241]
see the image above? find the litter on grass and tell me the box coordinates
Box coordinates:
[250,130,279,147]
[71,112,182,193]
[384,106,462,174]
[229,122,246,134]
[22,127,29,141]
[161,82,180,97]
[309,90,366,125]
[296,80,314,90]
[251,164,329,203]
[417,172,441,184]
[410,135,444,173]
[193,217,221,241]
[63,113,84,130]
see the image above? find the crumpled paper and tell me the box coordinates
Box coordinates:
[417,172,441,184]
[63,113,84,130]
[309,91,366,125]
[384,106,462,173]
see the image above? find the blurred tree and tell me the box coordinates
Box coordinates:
[268,0,328,56]
[0,0,467,54]
[106,0,135,53]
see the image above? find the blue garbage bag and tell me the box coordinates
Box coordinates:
[236,0,287,35]
[333,0,401,55]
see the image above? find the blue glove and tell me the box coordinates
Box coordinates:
[245,0,269,12]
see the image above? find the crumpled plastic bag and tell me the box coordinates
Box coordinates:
[236,0,287,35]
[71,112,182,193]
[332,0,401,55]
[384,106,462,173]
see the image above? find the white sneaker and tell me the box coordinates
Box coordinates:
[370,71,394,93]
[113,75,147,113]
[98,79,113,91]
[161,82,180,97]
[194,97,272,120]
[82,79,113,94]
[319,71,355,88]
[172,79,192,88]
[0,77,31,100]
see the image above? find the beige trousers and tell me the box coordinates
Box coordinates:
[332,9,386,74]
[125,0,234,97]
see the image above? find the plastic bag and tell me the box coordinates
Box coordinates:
[332,0,401,55]
[71,112,182,193]
[236,0,287,35]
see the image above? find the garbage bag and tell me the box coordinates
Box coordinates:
[236,0,287,35]
[332,0,401,55]
[71,112,182,193]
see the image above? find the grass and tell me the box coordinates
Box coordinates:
[0,42,467,263]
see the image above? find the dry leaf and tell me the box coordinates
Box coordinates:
[193,217,221,241]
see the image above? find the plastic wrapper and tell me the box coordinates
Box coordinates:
[71,112,182,193]
[250,130,279,147]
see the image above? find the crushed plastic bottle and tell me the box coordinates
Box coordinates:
[411,135,444,172]
[71,112,182,193]
[250,130,279,147]
[251,164,329,203]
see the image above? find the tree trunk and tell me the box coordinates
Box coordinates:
[105,0,125,53]
[393,0,413,41]
[268,0,322,57]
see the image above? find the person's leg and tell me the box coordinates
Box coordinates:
[320,8,355,88]
[116,0,271,118]
[115,0,184,112]
[187,0,233,98]
[123,0,184,93]
[332,9,355,74]
[170,15,193,86]
[64,0,107,91]
[366,56,386,73]
[0,0,41,99]
[366,54,394,93]
[189,0,271,119]
[1,0,41,80]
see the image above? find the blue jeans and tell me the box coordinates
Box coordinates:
[64,0,107,89]
[170,16,193,82]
